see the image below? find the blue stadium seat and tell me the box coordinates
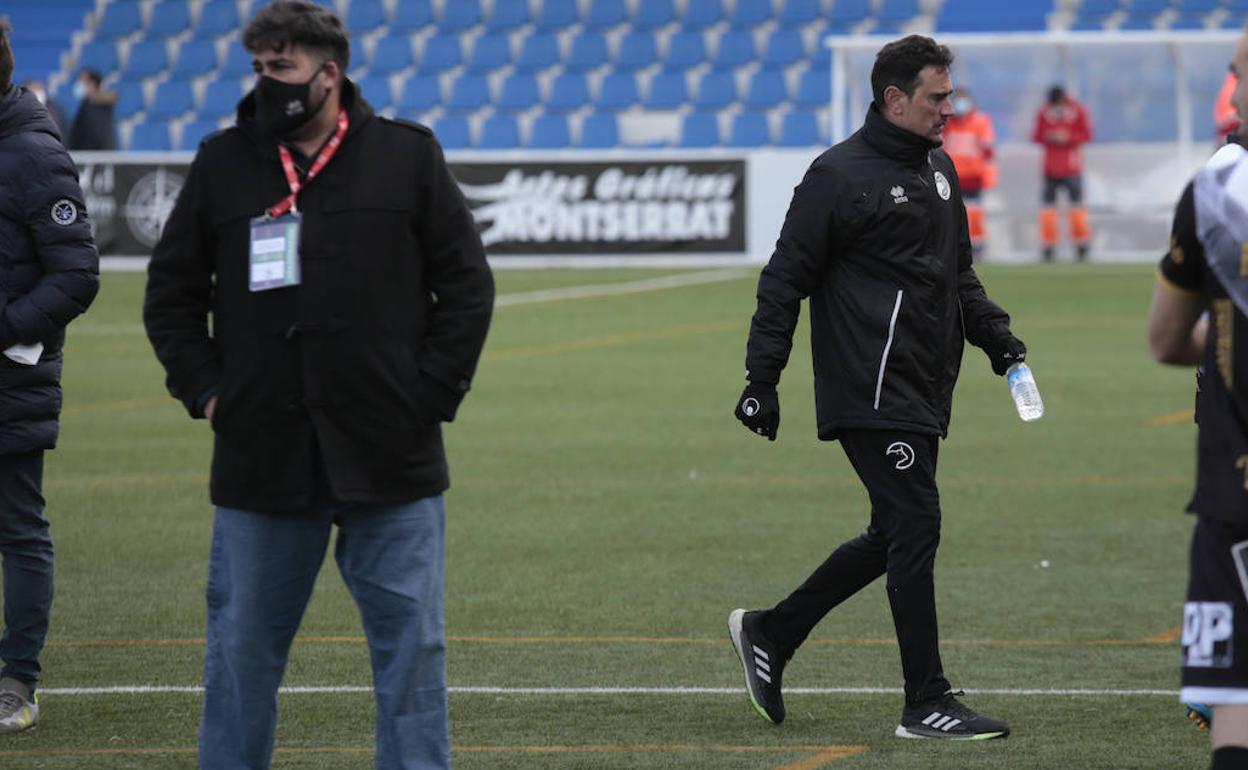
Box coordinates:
[371,36,414,72]
[1170,12,1210,28]
[827,0,871,31]
[634,0,677,29]
[596,72,640,111]
[390,0,434,32]
[433,115,471,149]
[728,111,771,146]
[777,110,823,146]
[201,79,243,118]
[811,23,835,66]
[440,0,482,32]
[644,70,689,109]
[761,28,806,69]
[729,0,774,27]
[664,31,708,70]
[794,66,831,109]
[397,74,442,113]
[419,34,463,72]
[529,114,571,148]
[515,33,560,72]
[547,73,591,112]
[487,0,531,30]
[221,44,255,78]
[497,72,542,112]
[346,0,387,32]
[123,41,169,79]
[130,121,172,151]
[148,2,191,37]
[535,0,580,30]
[1077,0,1120,15]
[357,75,393,110]
[566,33,609,72]
[1175,0,1220,11]
[679,112,720,147]
[694,69,737,109]
[683,0,725,29]
[937,0,1051,31]
[744,68,789,109]
[195,0,240,39]
[467,33,512,73]
[179,119,222,150]
[579,113,620,147]
[712,29,756,69]
[479,114,520,148]
[446,73,491,113]
[585,0,629,29]
[778,0,821,27]
[172,40,218,78]
[149,79,195,120]
[79,41,121,74]
[878,0,923,26]
[96,2,143,39]
[615,31,659,71]
[113,80,146,118]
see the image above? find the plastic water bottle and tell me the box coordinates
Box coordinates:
[1006,363,1044,422]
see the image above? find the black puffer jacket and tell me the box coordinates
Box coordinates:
[0,86,100,454]
[746,104,1012,439]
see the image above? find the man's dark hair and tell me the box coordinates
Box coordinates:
[80,68,102,88]
[1047,85,1066,105]
[0,18,14,95]
[870,35,954,107]
[243,0,350,74]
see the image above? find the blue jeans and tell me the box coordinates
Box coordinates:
[0,452,50,689]
[199,495,448,770]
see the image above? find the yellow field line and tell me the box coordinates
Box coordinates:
[1149,409,1195,425]
[485,319,739,362]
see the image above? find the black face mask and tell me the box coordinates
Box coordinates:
[254,68,327,138]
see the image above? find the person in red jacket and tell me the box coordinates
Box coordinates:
[1214,71,1240,144]
[1032,85,1092,261]
[941,88,995,256]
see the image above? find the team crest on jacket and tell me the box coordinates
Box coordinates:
[50,199,78,225]
[933,171,951,201]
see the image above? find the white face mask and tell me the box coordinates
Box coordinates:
[72,81,87,101]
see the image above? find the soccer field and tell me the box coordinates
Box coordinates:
[0,264,1212,769]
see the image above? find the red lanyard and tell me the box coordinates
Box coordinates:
[266,109,349,219]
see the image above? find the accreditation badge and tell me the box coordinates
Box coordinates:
[248,214,301,292]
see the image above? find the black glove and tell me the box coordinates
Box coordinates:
[983,334,1027,376]
[734,382,780,441]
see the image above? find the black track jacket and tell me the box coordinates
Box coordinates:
[745,104,1012,440]
[144,82,494,510]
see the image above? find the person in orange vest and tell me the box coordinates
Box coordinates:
[1032,85,1092,261]
[941,88,995,256]
[1214,71,1240,144]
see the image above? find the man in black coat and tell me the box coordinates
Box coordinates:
[728,35,1024,740]
[65,69,117,152]
[0,20,100,734]
[142,3,493,768]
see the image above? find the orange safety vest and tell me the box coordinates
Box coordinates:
[942,109,995,191]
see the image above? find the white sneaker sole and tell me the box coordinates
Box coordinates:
[895,724,1007,741]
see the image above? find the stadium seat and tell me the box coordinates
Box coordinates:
[419,34,463,73]
[644,70,689,109]
[487,0,531,30]
[148,79,195,120]
[535,0,580,31]
[663,31,708,70]
[148,2,192,38]
[467,33,512,73]
[515,33,561,72]
[778,0,821,27]
[615,31,659,71]
[201,79,244,118]
[547,73,591,112]
[96,2,143,39]
[1170,12,1210,29]
[479,114,520,148]
[596,72,640,112]
[529,114,571,148]
[179,119,222,150]
[694,69,737,109]
[679,112,720,147]
[878,0,924,27]
[634,0,677,29]
[744,68,789,109]
[130,121,172,151]
[357,75,393,110]
[123,41,169,79]
[497,72,542,113]
[761,28,806,69]
[579,113,620,147]
[584,0,629,29]
[712,29,756,69]
[433,115,471,149]
[113,80,146,118]
[345,0,387,33]
[827,0,871,31]
[221,44,255,78]
[440,0,482,32]
[777,110,823,146]
[1175,0,1220,11]
[728,111,771,146]
[390,0,434,32]
[172,40,218,78]
[446,73,492,113]
[937,0,1052,31]
[566,33,610,72]
[195,0,240,38]
[79,41,121,74]
[397,74,442,113]
[682,0,725,30]
[794,66,831,109]
[370,36,414,73]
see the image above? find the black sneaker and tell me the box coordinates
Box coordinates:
[727,608,786,724]
[896,690,1009,740]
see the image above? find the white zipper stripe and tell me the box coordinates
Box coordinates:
[873,290,904,410]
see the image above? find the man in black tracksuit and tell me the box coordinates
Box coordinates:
[728,35,1024,740]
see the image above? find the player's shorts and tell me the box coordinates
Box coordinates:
[1180,515,1248,705]
[1041,175,1083,204]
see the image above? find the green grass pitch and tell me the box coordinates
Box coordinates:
[0,264,1213,768]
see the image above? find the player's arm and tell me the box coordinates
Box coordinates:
[1148,183,1207,365]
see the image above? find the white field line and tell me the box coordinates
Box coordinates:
[41,685,1178,697]
[493,268,750,307]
